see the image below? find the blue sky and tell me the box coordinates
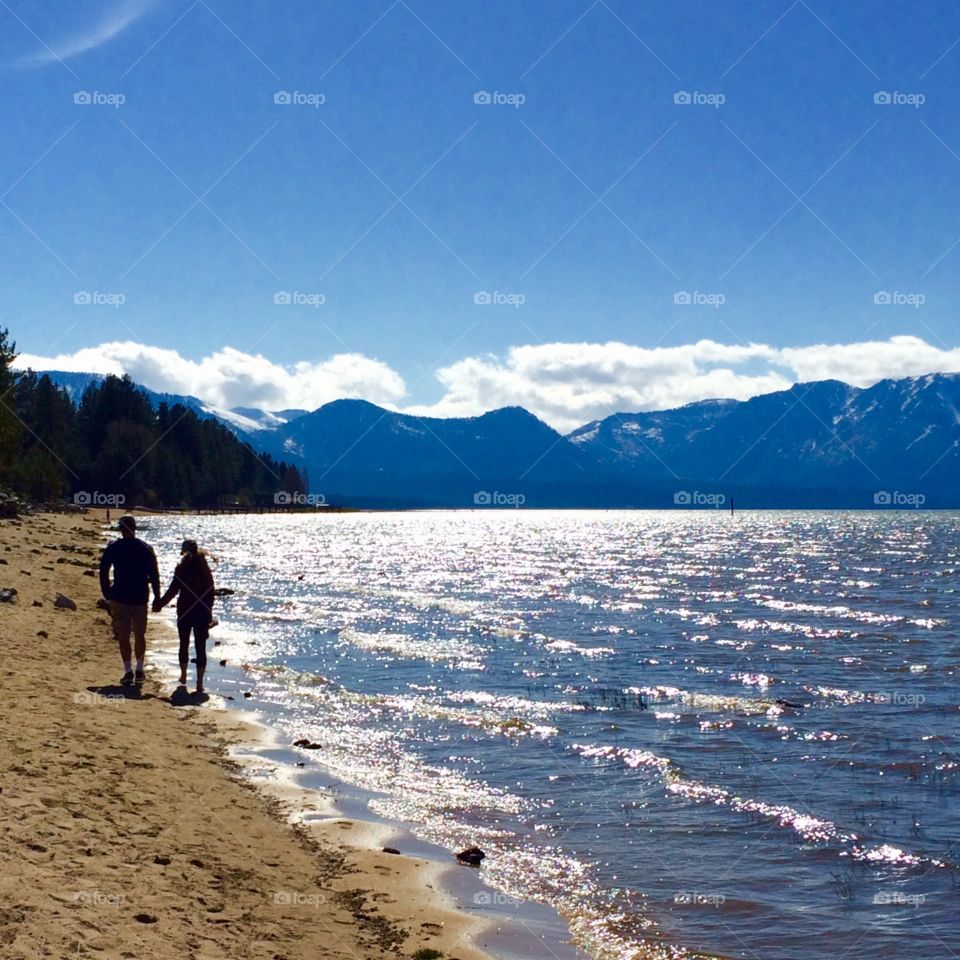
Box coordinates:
[4,0,960,429]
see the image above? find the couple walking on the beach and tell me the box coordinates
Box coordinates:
[98,515,215,693]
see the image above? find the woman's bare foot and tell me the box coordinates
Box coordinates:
[178,674,187,686]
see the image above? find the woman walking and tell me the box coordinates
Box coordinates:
[155,540,215,693]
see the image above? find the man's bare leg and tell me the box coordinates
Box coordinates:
[132,606,147,681]
[111,603,133,683]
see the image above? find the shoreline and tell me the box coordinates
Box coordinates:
[144,541,589,960]
[0,508,524,960]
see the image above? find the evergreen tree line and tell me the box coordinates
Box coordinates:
[0,328,306,508]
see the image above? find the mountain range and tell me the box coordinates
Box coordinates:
[41,369,960,508]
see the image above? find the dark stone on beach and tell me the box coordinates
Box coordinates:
[214,640,221,646]
[456,847,486,867]
[214,587,235,596]
[243,691,252,698]
[189,858,204,868]
[0,558,6,564]
[54,593,77,610]
[36,631,47,638]
[19,570,30,576]
[293,738,322,750]
[382,847,401,855]
[0,588,17,603]
[225,695,234,700]
[83,570,95,577]
[134,913,157,924]
[154,855,171,865]
[219,659,227,666]
[32,600,42,607]
[296,761,305,767]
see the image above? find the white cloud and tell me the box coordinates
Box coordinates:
[404,336,960,431]
[403,341,791,431]
[16,0,152,67]
[14,341,407,412]
[14,335,960,434]
[778,335,960,386]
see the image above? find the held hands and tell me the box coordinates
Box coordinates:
[151,598,164,613]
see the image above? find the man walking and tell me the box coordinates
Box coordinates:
[99,516,161,685]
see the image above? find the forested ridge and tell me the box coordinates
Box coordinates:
[0,328,306,508]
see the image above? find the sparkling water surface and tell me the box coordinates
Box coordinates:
[146,510,960,960]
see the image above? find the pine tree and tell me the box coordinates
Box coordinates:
[0,331,308,508]
[0,328,21,488]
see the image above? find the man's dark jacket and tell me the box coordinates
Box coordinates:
[99,537,161,605]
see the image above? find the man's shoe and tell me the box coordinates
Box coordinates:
[120,670,134,686]
[134,668,145,683]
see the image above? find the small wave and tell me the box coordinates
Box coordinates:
[575,742,951,871]
[756,598,945,628]
[574,742,846,843]
[848,844,946,868]
[544,638,615,658]
[342,584,484,616]
[734,618,853,639]
[625,685,777,715]
[338,627,484,668]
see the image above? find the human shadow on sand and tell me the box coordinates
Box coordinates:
[169,687,210,707]
[86,684,158,702]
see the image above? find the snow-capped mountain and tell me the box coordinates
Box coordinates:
[568,373,960,504]
[32,368,960,507]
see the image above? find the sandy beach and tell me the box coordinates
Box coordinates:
[0,509,493,960]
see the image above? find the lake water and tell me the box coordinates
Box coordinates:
[146,510,960,960]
